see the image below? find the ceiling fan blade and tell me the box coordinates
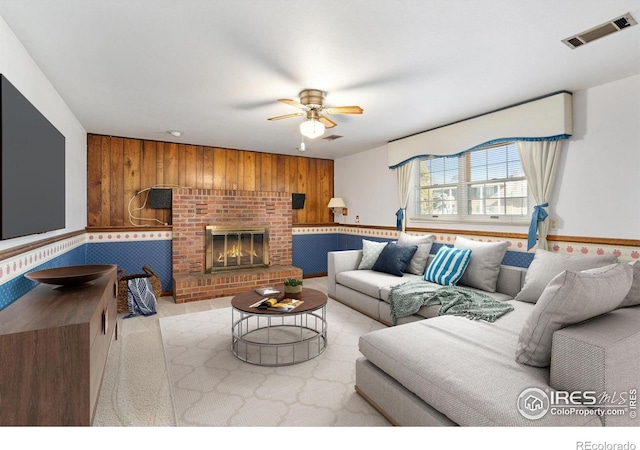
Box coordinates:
[278,99,308,110]
[267,112,304,121]
[325,105,363,115]
[318,115,337,128]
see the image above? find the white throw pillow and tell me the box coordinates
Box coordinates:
[397,232,435,275]
[358,239,389,270]
[515,263,633,367]
[514,249,618,303]
[453,236,507,293]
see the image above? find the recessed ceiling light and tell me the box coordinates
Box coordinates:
[168,130,183,137]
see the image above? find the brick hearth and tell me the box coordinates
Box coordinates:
[171,188,302,303]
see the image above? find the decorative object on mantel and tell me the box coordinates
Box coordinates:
[328,197,348,216]
[283,278,303,295]
[25,264,115,288]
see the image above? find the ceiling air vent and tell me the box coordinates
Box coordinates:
[323,134,343,141]
[562,12,637,49]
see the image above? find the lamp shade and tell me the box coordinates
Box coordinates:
[327,197,346,209]
[300,119,325,139]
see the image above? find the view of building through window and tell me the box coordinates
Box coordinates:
[416,142,528,221]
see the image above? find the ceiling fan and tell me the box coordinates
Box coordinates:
[267,89,363,138]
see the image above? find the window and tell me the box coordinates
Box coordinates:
[415,142,528,223]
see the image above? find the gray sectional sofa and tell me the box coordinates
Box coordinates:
[328,249,524,326]
[327,237,640,427]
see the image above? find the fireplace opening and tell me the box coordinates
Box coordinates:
[205,226,269,273]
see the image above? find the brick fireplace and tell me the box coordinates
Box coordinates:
[171,188,302,303]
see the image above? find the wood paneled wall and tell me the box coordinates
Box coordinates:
[87,134,334,227]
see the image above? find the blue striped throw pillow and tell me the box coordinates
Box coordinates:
[424,246,472,286]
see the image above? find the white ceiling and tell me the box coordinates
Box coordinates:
[0,0,639,160]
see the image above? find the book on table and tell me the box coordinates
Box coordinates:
[250,297,304,312]
[254,287,280,296]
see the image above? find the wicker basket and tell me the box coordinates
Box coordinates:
[117,266,163,313]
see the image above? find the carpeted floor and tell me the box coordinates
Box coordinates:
[92,277,388,427]
[53,277,614,449]
[160,297,388,426]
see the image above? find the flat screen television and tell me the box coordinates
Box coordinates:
[1,74,65,240]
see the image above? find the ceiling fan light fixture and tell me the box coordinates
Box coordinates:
[300,118,325,139]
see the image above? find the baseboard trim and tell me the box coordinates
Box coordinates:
[303,272,328,279]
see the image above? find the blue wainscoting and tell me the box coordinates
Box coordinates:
[0,237,172,311]
[1,230,536,311]
[0,245,86,310]
[293,233,402,275]
[86,240,173,292]
[292,233,342,276]
[430,242,534,268]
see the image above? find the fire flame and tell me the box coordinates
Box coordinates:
[217,244,259,262]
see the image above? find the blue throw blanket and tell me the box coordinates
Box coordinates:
[388,281,514,325]
[125,277,157,318]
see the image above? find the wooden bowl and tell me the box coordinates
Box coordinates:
[25,264,114,287]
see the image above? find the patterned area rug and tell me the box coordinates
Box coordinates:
[159,298,389,426]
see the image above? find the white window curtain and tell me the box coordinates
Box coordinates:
[517,140,562,251]
[395,159,414,231]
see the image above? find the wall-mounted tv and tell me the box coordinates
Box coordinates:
[1,74,65,240]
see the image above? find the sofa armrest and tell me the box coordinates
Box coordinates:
[550,306,640,426]
[327,250,363,297]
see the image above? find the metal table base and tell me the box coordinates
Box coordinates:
[231,304,327,366]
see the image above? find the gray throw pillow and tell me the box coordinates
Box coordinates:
[358,239,389,270]
[397,232,435,275]
[453,236,507,292]
[619,261,640,308]
[515,263,633,367]
[514,249,618,303]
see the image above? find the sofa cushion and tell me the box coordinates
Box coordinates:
[336,270,414,299]
[514,249,618,303]
[619,261,640,308]
[397,232,435,275]
[358,239,389,270]
[372,242,418,276]
[358,300,600,426]
[515,263,633,367]
[423,246,472,286]
[454,236,507,293]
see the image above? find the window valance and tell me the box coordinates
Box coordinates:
[388,91,573,168]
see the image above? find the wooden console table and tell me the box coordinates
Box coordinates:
[0,265,118,426]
